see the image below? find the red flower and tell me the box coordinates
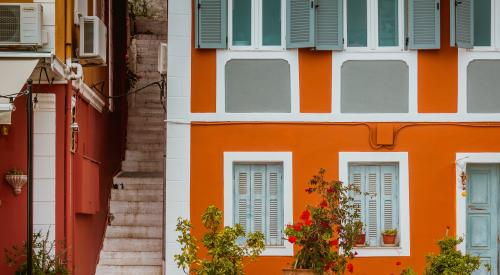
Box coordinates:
[396,261,402,266]
[288,236,297,244]
[329,239,339,247]
[293,222,303,232]
[305,219,312,226]
[320,200,328,208]
[327,187,334,193]
[347,263,354,273]
[300,209,311,221]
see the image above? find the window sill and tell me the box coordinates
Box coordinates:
[260,245,294,256]
[353,246,409,257]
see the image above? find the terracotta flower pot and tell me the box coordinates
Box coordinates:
[355,233,366,246]
[5,174,27,195]
[282,269,318,275]
[382,234,397,245]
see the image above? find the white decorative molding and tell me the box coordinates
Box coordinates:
[223,152,294,256]
[72,81,106,113]
[339,152,410,257]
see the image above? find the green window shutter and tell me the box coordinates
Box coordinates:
[350,166,366,244]
[450,0,473,48]
[234,164,251,233]
[266,164,284,246]
[380,165,398,232]
[251,165,266,234]
[287,0,315,48]
[365,166,380,246]
[408,0,441,49]
[315,0,344,50]
[195,0,227,49]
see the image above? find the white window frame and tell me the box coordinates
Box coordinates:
[216,50,300,114]
[224,152,293,256]
[228,0,286,51]
[339,152,410,257]
[455,153,500,253]
[468,0,498,51]
[344,0,405,52]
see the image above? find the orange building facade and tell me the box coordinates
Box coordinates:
[166,0,500,274]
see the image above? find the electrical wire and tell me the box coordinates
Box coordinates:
[104,80,165,99]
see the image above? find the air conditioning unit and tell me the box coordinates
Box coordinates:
[158,43,167,75]
[79,16,107,65]
[0,4,43,47]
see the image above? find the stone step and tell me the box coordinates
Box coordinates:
[127,133,164,144]
[127,124,163,133]
[135,33,167,41]
[103,238,162,252]
[111,189,163,202]
[129,107,164,116]
[127,116,164,125]
[110,201,163,214]
[99,251,162,266]
[122,160,163,172]
[111,213,163,226]
[96,265,162,275]
[126,143,163,152]
[125,149,164,161]
[105,225,162,239]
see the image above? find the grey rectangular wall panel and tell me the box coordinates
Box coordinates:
[467,60,500,113]
[341,60,409,113]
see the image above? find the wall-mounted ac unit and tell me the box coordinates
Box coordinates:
[158,43,167,75]
[0,4,43,47]
[79,16,107,65]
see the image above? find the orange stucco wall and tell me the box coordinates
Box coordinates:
[190,123,500,274]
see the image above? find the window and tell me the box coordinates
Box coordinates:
[224,152,293,256]
[346,0,402,49]
[474,0,491,46]
[225,59,291,113]
[339,152,410,257]
[233,163,284,246]
[350,164,399,247]
[230,0,283,49]
[467,60,500,113]
[451,0,493,48]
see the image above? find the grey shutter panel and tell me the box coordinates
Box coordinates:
[366,166,380,246]
[287,0,315,48]
[234,164,251,234]
[350,166,366,244]
[195,0,227,49]
[450,0,473,48]
[408,0,441,49]
[315,0,344,50]
[380,165,398,233]
[266,164,284,246]
[251,165,266,234]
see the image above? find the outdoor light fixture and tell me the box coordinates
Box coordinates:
[71,122,79,132]
[1,125,8,136]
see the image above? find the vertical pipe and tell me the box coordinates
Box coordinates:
[26,80,33,275]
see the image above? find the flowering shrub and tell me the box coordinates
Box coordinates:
[284,169,363,274]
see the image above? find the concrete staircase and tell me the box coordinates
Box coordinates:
[95,21,166,275]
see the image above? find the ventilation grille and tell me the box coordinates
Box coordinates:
[83,19,94,54]
[0,6,20,42]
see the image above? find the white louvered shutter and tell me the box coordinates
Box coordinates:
[287,0,315,48]
[380,165,398,233]
[251,165,266,235]
[195,0,227,48]
[266,164,284,246]
[365,166,380,246]
[315,0,343,50]
[408,0,441,49]
[349,166,365,226]
[450,0,473,48]
[234,164,251,233]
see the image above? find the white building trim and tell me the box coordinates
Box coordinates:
[223,152,293,256]
[455,153,500,253]
[72,81,106,113]
[216,49,300,114]
[339,152,410,257]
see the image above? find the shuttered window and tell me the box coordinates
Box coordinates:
[408,0,440,49]
[234,163,284,246]
[350,164,399,247]
[451,0,492,48]
[195,0,227,49]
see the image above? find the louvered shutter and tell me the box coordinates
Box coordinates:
[251,165,266,235]
[315,0,343,50]
[350,166,366,244]
[365,166,380,246]
[234,164,251,234]
[287,0,315,48]
[266,164,284,246]
[450,0,473,48]
[195,0,227,49]
[380,165,398,233]
[408,0,441,49]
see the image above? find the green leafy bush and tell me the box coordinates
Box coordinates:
[424,235,480,275]
[174,205,265,275]
[5,230,69,275]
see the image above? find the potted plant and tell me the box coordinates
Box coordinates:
[382,229,398,246]
[174,205,265,274]
[5,169,27,195]
[354,221,366,247]
[283,169,363,275]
